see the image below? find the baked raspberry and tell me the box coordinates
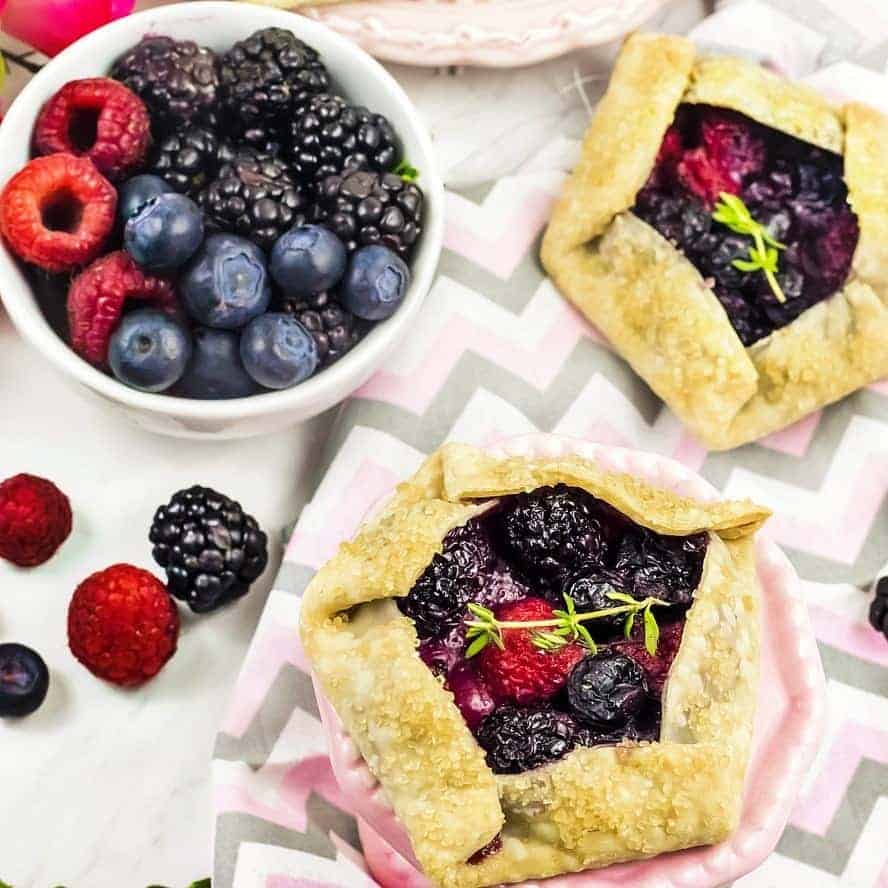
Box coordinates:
[676,147,739,207]
[478,597,586,705]
[33,78,151,180]
[0,154,116,273]
[67,251,179,367]
[67,564,179,686]
[700,111,766,183]
[0,474,72,567]
[611,619,685,693]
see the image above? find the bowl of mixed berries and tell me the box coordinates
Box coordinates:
[0,2,443,438]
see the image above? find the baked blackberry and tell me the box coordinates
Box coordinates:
[869,575,888,640]
[281,291,361,367]
[150,486,268,613]
[199,153,308,251]
[613,529,707,606]
[219,27,329,145]
[111,36,220,134]
[147,126,219,196]
[475,706,578,775]
[287,93,399,191]
[398,520,495,639]
[313,170,422,259]
[497,485,608,582]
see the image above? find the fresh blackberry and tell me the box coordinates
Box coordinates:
[869,575,888,640]
[199,154,308,251]
[281,291,361,367]
[219,27,329,145]
[287,93,399,191]
[111,36,220,134]
[147,126,219,196]
[398,520,495,639]
[497,485,608,582]
[475,706,578,774]
[313,170,422,259]
[150,486,268,614]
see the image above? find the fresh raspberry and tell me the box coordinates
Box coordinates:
[610,619,685,693]
[33,78,151,180]
[478,597,586,705]
[67,251,179,367]
[0,154,116,272]
[0,474,72,567]
[68,564,179,686]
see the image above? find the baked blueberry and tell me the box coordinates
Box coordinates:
[177,327,260,400]
[181,233,271,329]
[567,653,648,729]
[108,308,192,393]
[341,245,409,321]
[124,192,204,272]
[270,224,347,296]
[117,174,175,226]
[239,312,319,389]
[0,643,49,717]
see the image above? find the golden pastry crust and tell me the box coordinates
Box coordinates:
[301,443,767,888]
[541,33,888,451]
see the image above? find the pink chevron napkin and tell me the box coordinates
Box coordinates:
[212,3,888,887]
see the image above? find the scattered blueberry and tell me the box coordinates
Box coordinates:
[567,653,648,729]
[109,308,192,393]
[270,224,347,296]
[176,327,260,400]
[0,643,49,717]
[124,192,205,272]
[117,174,175,226]
[181,233,271,329]
[341,245,409,321]
[239,313,319,389]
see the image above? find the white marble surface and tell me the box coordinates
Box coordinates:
[0,2,706,885]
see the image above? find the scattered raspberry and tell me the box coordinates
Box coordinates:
[67,251,179,367]
[654,124,684,180]
[814,206,859,292]
[68,564,179,686]
[610,619,685,693]
[0,154,116,272]
[700,111,766,182]
[33,78,151,181]
[676,147,738,208]
[0,474,72,567]
[478,597,586,705]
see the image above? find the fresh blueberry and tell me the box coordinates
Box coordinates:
[176,327,261,400]
[0,643,49,717]
[181,234,271,329]
[124,192,204,272]
[117,174,175,227]
[270,225,347,296]
[108,308,192,393]
[341,245,410,321]
[239,313,319,389]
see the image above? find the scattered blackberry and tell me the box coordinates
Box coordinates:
[199,154,308,251]
[313,170,422,259]
[613,529,707,606]
[150,486,268,613]
[219,27,329,145]
[281,291,361,367]
[497,485,608,582]
[287,93,399,191]
[869,575,888,640]
[147,126,219,196]
[111,36,220,134]
[475,706,578,774]
[560,566,631,633]
[398,520,495,639]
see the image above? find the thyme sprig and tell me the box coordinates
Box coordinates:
[394,159,419,182]
[465,591,670,659]
[712,192,787,303]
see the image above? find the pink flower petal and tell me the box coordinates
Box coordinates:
[2,0,136,58]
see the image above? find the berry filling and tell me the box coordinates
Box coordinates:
[400,485,707,777]
[633,104,859,345]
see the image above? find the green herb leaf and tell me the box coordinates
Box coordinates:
[605,590,638,606]
[533,631,569,651]
[188,881,212,888]
[643,607,660,656]
[466,634,491,658]
[394,160,419,182]
[576,623,598,654]
[467,603,495,620]
[623,612,635,639]
[731,258,760,272]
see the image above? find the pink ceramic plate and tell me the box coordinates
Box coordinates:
[315,434,826,887]
[292,0,673,67]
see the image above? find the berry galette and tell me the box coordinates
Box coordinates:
[542,33,888,450]
[300,443,770,887]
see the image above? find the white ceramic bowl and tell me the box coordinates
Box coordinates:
[0,2,443,439]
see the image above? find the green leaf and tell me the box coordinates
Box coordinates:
[1,881,15,888]
[606,590,638,606]
[466,634,491,658]
[187,880,211,888]
[623,612,635,639]
[0,54,6,95]
[732,258,760,272]
[533,631,568,651]
[643,607,660,655]
[576,623,598,654]
[467,603,494,620]
[394,160,419,182]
